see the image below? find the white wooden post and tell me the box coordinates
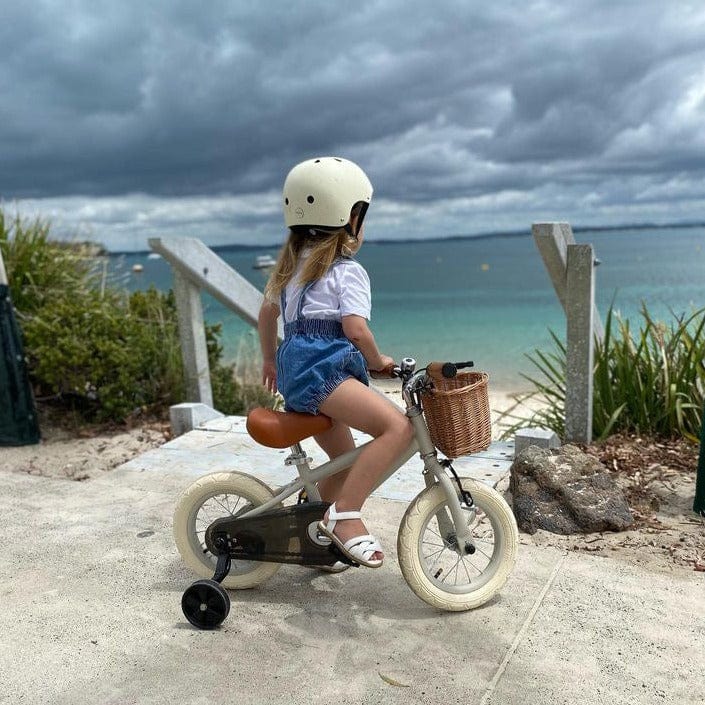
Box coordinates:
[565,244,595,443]
[532,223,599,444]
[532,223,603,341]
[172,269,213,406]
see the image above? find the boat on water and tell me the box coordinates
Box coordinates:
[253,254,276,271]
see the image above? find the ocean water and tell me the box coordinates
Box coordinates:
[112,226,705,390]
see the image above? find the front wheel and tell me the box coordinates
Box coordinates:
[397,477,518,611]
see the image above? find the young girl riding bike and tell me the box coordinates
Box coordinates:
[258,157,413,569]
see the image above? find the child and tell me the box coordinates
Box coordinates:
[258,156,413,568]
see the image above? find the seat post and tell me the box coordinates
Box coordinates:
[285,443,322,501]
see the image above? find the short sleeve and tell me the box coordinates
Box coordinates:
[336,260,371,320]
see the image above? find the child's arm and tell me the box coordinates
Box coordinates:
[342,315,394,372]
[258,301,280,393]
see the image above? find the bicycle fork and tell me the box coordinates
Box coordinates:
[409,409,477,555]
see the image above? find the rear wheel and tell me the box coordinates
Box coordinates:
[397,478,518,611]
[173,472,282,589]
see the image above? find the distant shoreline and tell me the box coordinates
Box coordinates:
[109,221,705,255]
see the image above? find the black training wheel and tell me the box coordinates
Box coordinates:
[181,579,231,630]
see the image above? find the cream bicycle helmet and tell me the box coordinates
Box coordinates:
[283,156,373,236]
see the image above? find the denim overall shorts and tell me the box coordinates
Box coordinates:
[276,276,369,415]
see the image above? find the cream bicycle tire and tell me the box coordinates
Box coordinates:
[173,471,282,590]
[397,477,518,611]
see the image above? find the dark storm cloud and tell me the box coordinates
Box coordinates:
[2,1,705,248]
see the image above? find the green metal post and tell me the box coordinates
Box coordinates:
[694,401,705,517]
[0,283,40,446]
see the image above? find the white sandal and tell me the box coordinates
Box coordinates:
[317,503,384,569]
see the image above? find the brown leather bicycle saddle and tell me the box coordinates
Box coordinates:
[246,407,333,449]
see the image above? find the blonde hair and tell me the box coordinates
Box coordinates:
[264,226,360,302]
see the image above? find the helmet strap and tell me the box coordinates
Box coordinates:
[350,201,369,237]
[290,225,337,238]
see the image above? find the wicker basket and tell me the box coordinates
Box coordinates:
[421,371,491,458]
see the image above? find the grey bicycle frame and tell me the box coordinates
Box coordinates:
[238,375,475,549]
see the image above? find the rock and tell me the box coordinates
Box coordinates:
[509,444,634,535]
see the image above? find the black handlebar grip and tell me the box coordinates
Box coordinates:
[441,363,456,378]
[441,361,474,378]
[427,360,475,379]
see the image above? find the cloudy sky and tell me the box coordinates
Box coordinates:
[2,1,705,251]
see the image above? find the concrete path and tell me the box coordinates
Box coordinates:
[2,419,703,705]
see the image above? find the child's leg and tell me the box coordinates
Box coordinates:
[313,421,355,501]
[318,378,414,555]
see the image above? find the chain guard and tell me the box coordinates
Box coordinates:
[205,501,348,567]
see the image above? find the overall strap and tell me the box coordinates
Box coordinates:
[280,278,319,329]
[295,279,318,321]
[280,288,287,323]
[282,260,354,337]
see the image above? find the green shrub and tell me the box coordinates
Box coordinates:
[1,210,277,424]
[22,286,180,420]
[501,304,705,442]
[0,211,99,314]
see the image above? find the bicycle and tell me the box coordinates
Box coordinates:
[173,357,519,629]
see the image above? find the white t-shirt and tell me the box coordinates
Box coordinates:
[279,257,371,324]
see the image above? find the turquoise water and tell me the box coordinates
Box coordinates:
[112,226,705,390]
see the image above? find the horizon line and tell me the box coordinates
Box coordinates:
[109,220,705,255]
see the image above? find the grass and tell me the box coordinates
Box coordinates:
[500,303,705,443]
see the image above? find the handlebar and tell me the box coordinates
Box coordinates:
[368,359,474,380]
[368,357,476,409]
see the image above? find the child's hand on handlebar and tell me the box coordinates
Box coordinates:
[369,355,397,379]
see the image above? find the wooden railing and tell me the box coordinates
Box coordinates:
[148,237,282,407]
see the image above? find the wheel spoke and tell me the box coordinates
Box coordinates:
[466,557,485,575]
[423,543,445,557]
[451,558,460,585]
[427,547,447,570]
[199,504,216,525]
[223,494,235,514]
[441,556,461,584]
[211,495,232,514]
[473,544,494,561]
[421,540,445,548]
[426,525,444,541]
[460,556,473,583]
